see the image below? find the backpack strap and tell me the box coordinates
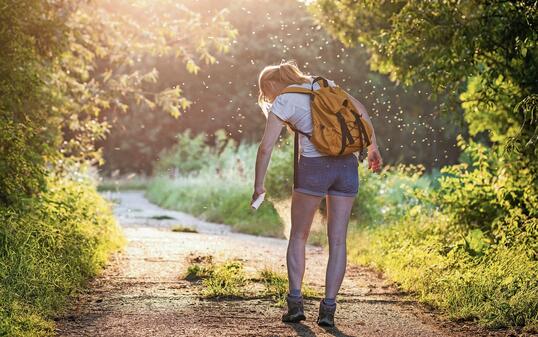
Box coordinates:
[311,76,329,88]
[271,114,303,191]
[280,87,315,97]
[293,131,299,189]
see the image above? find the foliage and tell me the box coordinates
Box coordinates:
[154,129,233,175]
[147,130,284,237]
[258,268,318,307]
[311,2,538,329]
[309,0,538,213]
[100,0,460,175]
[431,137,538,256]
[265,135,294,200]
[0,177,124,336]
[351,163,430,227]
[350,213,538,331]
[0,0,236,204]
[185,258,247,298]
[0,0,73,204]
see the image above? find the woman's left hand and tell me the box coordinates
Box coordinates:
[251,186,266,205]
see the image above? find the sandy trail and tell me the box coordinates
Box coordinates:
[55,191,507,337]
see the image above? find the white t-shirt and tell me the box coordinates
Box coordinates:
[270,77,337,157]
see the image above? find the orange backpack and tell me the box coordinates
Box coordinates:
[281,76,373,159]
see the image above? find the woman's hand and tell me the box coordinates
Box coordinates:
[251,185,266,205]
[367,144,383,173]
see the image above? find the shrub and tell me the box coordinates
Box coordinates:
[350,212,538,331]
[147,130,285,237]
[431,137,538,255]
[0,177,124,337]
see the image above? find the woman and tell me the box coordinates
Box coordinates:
[252,60,382,327]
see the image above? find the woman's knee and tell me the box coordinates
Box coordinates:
[289,230,309,243]
[328,234,347,247]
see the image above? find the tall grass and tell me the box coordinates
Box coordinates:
[147,131,283,237]
[349,212,538,331]
[0,177,125,337]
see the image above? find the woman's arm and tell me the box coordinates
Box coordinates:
[346,92,378,147]
[346,92,383,172]
[252,112,284,202]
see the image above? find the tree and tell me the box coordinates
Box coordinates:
[309,0,537,154]
[309,0,537,248]
[0,0,236,204]
[100,0,460,174]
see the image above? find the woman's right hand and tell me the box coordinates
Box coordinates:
[367,145,383,173]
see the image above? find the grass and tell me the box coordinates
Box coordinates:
[97,174,149,192]
[348,213,538,332]
[185,257,247,298]
[171,224,198,233]
[257,268,319,306]
[184,256,319,305]
[0,177,125,337]
[147,175,283,237]
[149,131,538,332]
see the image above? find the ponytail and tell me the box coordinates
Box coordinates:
[257,60,311,115]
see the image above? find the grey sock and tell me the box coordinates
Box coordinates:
[288,288,302,298]
[323,297,336,306]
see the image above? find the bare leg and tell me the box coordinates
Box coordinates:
[287,190,323,293]
[325,194,355,300]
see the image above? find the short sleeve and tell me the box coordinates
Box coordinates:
[269,94,292,122]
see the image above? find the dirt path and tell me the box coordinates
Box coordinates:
[55,191,508,337]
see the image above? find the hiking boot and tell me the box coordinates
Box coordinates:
[316,299,336,327]
[281,294,306,323]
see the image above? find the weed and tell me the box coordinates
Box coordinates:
[258,268,319,306]
[201,261,247,298]
[184,256,246,298]
[171,224,198,233]
[0,177,124,336]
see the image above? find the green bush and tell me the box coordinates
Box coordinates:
[154,129,218,175]
[147,131,284,237]
[349,139,538,331]
[431,137,538,255]
[350,212,538,331]
[0,177,125,337]
[265,136,294,200]
[351,164,431,227]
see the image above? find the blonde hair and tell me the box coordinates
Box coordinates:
[257,60,311,115]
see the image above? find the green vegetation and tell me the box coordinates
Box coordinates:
[3,0,536,334]
[171,225,198,233]
[184,257,319,304]
[101,0,459,176]
[1,0,235,335]
[147,130,283,237]
[258,268,319,306]
[306,0,538,332]
[0,178,124,337]
[185,257,247,298]
[154,126,537,331]
[350,217,538,330]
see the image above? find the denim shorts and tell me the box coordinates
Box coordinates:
[294,154,359,197]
